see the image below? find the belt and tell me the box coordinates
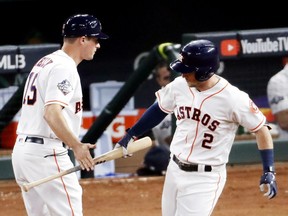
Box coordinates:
[25,136,44,144]
[173,155,212,172]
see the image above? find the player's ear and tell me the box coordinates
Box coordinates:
[78,36,85,44]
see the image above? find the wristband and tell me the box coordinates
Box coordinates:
[259,149,275,173]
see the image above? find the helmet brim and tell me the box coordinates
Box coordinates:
[92,32,109,39]
[169,60,194,73]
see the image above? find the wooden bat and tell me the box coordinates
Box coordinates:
[21,136,152,192]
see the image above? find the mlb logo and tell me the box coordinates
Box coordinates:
[220,39,240,56]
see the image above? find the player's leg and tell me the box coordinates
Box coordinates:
[21,189,50,216]
[162,160,178,216]
[39,150,83,216]
[177,168,227,216]
[12,140,50,215]
[39,172,83,215]
[13,141,82,216]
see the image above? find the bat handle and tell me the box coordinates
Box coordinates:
[21,165,81,192]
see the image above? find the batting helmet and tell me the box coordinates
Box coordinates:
[62,14,109,39]
[170,39,219,81]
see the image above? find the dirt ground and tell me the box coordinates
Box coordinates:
[1,162,287,216]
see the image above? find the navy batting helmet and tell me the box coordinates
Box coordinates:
[62,14,109,39]
[170,39,219,81]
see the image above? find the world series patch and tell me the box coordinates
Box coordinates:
[57,79,73,95]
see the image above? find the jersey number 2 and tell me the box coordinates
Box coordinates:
[202,133,213,149]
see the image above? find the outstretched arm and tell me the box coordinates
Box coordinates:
[115,102,168,157]
[129,102,168,137]
[44,104,96,171]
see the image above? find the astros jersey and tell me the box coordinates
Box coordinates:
[156,76,266,165]
[17,50,83,139]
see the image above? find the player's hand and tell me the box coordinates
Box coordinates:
[114,129,135,158]
[259,172,277,199]
[73,143,96,171]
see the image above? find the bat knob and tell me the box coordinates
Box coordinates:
[21,183,29,192]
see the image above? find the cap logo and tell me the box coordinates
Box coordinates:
[90,20,97,29]
[177,54,183,62]
[178,53,190,66]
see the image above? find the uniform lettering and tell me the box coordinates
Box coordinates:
[208,120,220,131]
[176,106,220,131]
[75,101,82,114]
[36,57,53,68]
[192,108,200,121]
[177,106,185,120]
[202,133,213,149]
[23,72,38,105]
[184,107,192,118]
[201,114,210,126]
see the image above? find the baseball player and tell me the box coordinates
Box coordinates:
[115,39,278,216]
[11,14,108,216]
[267,58,288,140]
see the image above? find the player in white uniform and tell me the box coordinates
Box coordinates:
[12,14,108,216]
[267,60,288,140]
[115,39,277,216]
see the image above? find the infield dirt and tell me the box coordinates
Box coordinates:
[1,162,288,215]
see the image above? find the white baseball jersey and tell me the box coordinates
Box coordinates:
[156,76,266,166]
[17,50,83,139]
[267,64,288,140]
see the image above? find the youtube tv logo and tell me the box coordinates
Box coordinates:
[220,39,240,56]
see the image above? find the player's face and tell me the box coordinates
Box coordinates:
[181,72,199,87]
[182,73,218,91]
[82,36,101,60]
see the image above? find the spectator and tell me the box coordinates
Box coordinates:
[267,57,288,140]
[151,61,173,147]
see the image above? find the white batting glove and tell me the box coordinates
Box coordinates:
[259,172,277,199]
[114,130,135,158]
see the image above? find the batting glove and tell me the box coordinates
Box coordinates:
[114,129,135,158]
[259,172,277,199]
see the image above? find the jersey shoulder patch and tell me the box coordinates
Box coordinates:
[57,79,73,95]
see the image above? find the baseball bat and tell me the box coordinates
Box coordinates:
[21,136,152,192]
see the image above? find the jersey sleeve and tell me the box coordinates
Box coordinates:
[155,80,176,114]
[232,91,266,133]
[44,64,76,107]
